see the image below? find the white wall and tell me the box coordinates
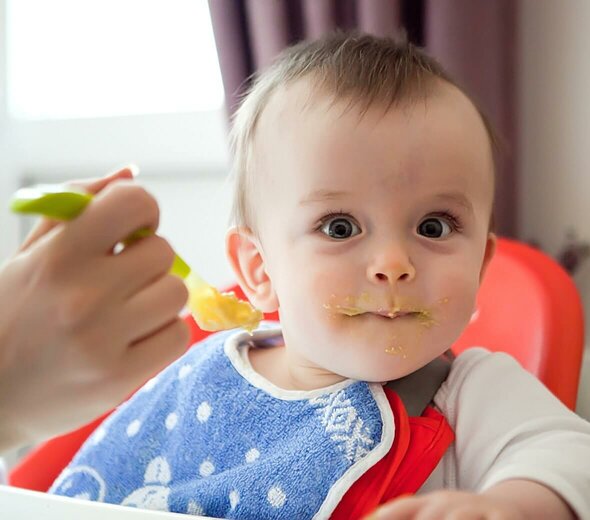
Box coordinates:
[518,0,590,254]
[518,0,590,419]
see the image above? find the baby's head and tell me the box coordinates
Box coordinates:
[226,32,497,383]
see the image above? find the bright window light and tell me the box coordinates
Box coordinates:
[6,0,225,119]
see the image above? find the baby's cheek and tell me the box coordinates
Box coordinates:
[306,269,355,307]
[285,271,354,338]
[277,268,331,320]
[434,273,480,331]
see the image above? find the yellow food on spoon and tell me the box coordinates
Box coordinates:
[10,184,262,333]
[186,273,262,333]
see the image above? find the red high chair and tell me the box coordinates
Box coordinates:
[9,238,585,492]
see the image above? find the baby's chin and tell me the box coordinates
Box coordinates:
[327,357,425,383]
[325,340,452,382]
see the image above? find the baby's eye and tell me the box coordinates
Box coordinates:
[417,217,453,239]
[320,216,361,239]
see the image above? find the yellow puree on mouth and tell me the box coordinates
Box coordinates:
[323,294,443,357]
[323,301,434,325]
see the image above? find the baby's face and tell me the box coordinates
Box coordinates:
[250,79,495,382]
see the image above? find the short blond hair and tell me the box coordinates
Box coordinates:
[229,32,497,230]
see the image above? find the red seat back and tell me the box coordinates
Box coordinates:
[452,238,584,409]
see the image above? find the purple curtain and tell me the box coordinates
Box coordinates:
[208,0,517,237]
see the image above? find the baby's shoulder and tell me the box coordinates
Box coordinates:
[440,347,523,396]
[434,346,556,423]
[447,347,522,381]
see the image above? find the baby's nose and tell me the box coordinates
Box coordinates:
[367,249,416,285]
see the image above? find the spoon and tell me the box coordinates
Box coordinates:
[10,184,263,333]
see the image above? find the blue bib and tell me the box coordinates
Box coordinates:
[50,325,395,519]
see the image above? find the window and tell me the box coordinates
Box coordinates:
[7,0,224,119]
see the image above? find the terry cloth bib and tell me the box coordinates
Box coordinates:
[49,325,395,519]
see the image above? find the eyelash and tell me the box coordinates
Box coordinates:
[314,209,463,234]
[425,210,463,233]
[314,210,357,232]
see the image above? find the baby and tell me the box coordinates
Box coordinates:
[50,33,590,519]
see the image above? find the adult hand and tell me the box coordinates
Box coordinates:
[0,167,189,452]
[367,490,525,520]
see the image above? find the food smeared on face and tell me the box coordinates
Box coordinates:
[323,293,434,324]
[384,343,408,359]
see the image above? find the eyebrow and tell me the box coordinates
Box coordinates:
[299,189,474,213]
[434,192,474,213]
[299,189,350,206]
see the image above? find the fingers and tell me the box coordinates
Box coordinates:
[18,218,60,253]
[369,493,502,520]
[117,317,191,389]
[70,165,136,195]
[107,235,178,299]
[18,166,136,252]
[62,181,160,255]
[119,273,189,342]
[369,496,423,520]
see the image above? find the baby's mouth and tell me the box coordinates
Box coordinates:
[323,293,436,327]
[324,302,434,326]
[327,305,418,319]
[363,310,425,325]
[372,309,415,319]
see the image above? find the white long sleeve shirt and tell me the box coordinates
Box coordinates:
[421,347,590,518]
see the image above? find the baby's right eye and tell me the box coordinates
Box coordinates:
[319,215,361,240]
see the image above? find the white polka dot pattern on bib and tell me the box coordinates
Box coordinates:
[199,459,215,477]
[245,448,260,463]
[126,420,141,437]
[187,499,204,515]
[229,489,240,510]
[90,427,106,445]
[165,412,178,430]
[196,402,212,423]
[267,486,286,508]
[178,364,193,379]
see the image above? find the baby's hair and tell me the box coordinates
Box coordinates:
[229,31,498,231]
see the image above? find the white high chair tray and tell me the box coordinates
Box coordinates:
[0,485,216,519]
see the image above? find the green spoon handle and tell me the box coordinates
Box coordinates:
[10,184,191,279]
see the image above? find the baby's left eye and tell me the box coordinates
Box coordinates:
[417,217,453,239]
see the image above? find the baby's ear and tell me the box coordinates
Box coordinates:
[479,232,497,285]
[225,226,278,313]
